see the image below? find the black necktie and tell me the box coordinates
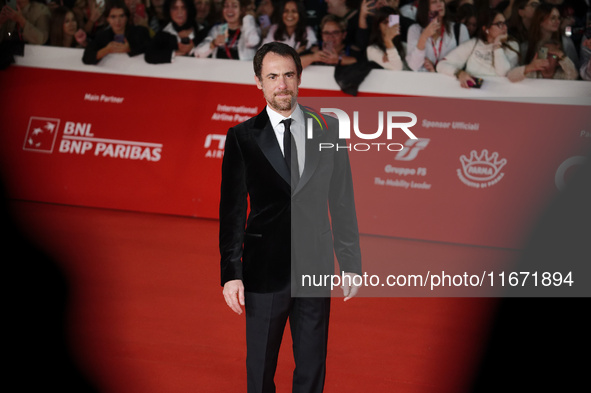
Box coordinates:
[282,118,299,188]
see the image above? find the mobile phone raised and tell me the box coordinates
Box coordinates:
[388,14,399,27]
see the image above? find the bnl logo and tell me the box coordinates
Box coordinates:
[23,117,60,153]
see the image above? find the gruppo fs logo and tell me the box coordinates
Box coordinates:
[23,117,60,153]
[457,149,507,189]
[304,107,418,152]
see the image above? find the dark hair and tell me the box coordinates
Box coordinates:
[105,0,131,24]
[49,6,76,47]
[274,0,309,49]
[476,7,501,42]
[320,14,347,32]
[164,0,197,30]
[368,7,404,56]
[222,0,252,18]
[476,8,520,60]
[455,3,475,24]
[195,0,217,27]
[506,0,529,43]
[253,42,303,79]
[416,0,452,34]
[525,3,561,64]
[345,0,362,12]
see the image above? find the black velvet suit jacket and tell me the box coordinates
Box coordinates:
[219,107,362,295]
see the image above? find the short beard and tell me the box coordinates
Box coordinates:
[269,89,297,113]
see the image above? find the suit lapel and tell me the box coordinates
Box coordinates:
[293,113,321,195]
[253,109,291,186]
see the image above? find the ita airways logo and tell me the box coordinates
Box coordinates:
[23,117,60,153]
[457,149,507,189]
[204,134,226,158]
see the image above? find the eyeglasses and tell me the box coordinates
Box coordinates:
[321,30,343,37]
[527,2,539,8]
[491,21,506,28]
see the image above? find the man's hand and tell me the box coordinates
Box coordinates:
[223,279,245,314]
[341,272,361,301]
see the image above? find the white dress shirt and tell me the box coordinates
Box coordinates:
[266,104,305,177]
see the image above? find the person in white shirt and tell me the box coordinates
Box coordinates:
[436,8,520,88]
[399,0,417,20]
[366,6,404,70]
[261,0,317,53]
[405,0,469,72]
[522,3,578,69]
[195,0,261,60]
[507,39,577,81]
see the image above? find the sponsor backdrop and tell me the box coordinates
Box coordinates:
[1,67,589,249]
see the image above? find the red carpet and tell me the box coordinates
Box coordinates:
[10,201,510,393]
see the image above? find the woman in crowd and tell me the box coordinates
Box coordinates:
[406,0,469,72]
[148,0,167,33]
[455,2,476,38]
[195,0,261,60]
[145,0,203,63]
[357,0,413,53]
[523,2,578,68]
[75,0,106,39]
[125,0,150,30]
[0,0,51,44]
[366,6,404,70]
[255,0,274,38]
[507,38,577,81]
[49,6,86,47]
[82,0,150,64]
[436,9,520,88]
[261,0,317,53]
[326,0,362,50]
[195,0,216,30]
[506,0,538,43]
[300,14,358,67]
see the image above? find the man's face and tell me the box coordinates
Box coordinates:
[255,52,301,116]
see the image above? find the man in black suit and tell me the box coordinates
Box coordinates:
[219,42,362,393]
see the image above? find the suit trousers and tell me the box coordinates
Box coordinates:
[245,284,331,393]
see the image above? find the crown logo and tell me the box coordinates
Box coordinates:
[459,149,507,182]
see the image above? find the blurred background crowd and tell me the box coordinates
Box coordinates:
[1,0,590,82]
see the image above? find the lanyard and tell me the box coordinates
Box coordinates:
[224,28,240,59]
[430,24,445,65]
